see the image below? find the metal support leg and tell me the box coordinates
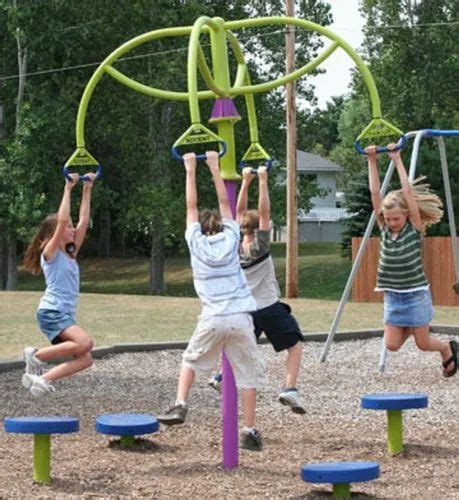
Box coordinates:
[437,137,459,288]
[387,410,403,455]
[378,336,388,373]
[333,483,351,498]
[120,435,136,448]
[33,434,51,483]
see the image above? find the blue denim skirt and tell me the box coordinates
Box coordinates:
[383,289,434,327]
[37,309,76,343]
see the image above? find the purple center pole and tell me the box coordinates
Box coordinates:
[222,179,239,470]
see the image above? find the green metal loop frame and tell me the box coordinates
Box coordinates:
[70,16,401,177]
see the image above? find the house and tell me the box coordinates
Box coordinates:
[278,150,350,243]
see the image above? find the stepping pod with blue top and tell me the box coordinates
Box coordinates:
[96,413,159,448]
[301,461,380,498]
[4,416,79,484]
[361,393,428,455]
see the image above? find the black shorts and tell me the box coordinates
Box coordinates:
[251,301,304,352]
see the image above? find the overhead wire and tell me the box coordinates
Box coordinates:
[0,20,457,82]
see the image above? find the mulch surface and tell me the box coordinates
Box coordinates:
[1,338,458,498]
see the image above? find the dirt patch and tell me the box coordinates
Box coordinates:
[1,338,458,498]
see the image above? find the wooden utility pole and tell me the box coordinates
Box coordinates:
[285,0,298,297]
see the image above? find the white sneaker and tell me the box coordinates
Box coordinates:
[208,373,222,393]
[278,388,306,414]
[22,374,55,398]
[23,347,47,376]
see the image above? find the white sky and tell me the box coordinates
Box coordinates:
[308,0,365,108]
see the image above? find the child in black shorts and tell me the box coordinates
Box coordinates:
[211,166,305,413]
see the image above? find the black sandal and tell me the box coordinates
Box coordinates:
[442,339,457,378]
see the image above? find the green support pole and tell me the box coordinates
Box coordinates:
[333,483,351,498]
[120,435,136,448]
[208,18,238,180]
[33,434,51,484]
[387,409,403,455]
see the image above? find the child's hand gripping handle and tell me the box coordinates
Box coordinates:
[355,135,407,155]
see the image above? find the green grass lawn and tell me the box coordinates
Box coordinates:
[1,291,458,360]
[17,243,352,300]
[6,242,456,360]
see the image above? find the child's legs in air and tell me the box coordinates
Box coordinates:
[36,325,94,382]
[241,388,256,428]
[224,314,267,426]
[253,302,303,389]
[384,325,411,352]
[181,317,225,401]
[285,341,303,388]
[176,365,196,402]
[412,325,454,370]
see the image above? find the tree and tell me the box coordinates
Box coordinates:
[298,96,345,155]
[334,0,458,256]
[0,0,334,293]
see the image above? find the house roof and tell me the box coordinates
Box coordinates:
[297,150,343,173]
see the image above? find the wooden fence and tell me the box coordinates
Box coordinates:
[351,237,459,306]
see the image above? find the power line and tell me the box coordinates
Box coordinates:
[0,20,457,82]
[0,29,286,82]
[341,20,459,30]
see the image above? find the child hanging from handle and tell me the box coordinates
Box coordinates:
[22,173,97,396]
[157,151,267,451]
[365,143,457,377]
[209,165,306,413]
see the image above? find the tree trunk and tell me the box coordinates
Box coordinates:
[98,206,111,258]
[6,235,17,290]
[7,2,28,292]
[0,226,7,290]
[119,228,126,258]
[149,229,165,295]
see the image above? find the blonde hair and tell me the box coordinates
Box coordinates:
[380,177,443,233]
[199,209,223,236]
[239,210,259,236]
[23,214,58,274]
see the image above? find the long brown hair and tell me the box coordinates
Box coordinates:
[23,214,58,274]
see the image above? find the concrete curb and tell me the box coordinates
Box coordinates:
[1,325,457,374]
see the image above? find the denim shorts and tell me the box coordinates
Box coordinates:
[37,309,76,344]
[383,289,434,327]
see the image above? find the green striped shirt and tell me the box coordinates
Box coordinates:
[376,221,429,291]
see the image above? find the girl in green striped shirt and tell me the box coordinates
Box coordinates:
[366,144,457,378]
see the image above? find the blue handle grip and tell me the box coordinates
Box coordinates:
[239,158,273,174]
[355,135,407,155]
[171,141,227,161]
[62,164,102,182]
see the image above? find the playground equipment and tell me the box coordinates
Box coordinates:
[361,393,428,455]
[4,416,79,483]
[65,15,401,469]
[63,163,102,182]
[96,413,159,448]
[301,461,380,498]
[321,129,459,371]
